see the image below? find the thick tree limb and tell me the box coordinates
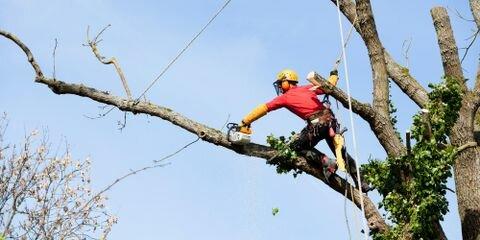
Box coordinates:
[355,0,390,115]
[312,74,406,156]
[331,0,429,109]
[431,7,466,91]
[384,52,428,108]
[0,29,389,234]
[470,0,480,28]
[309,74,375,120]
[449,91,480,240]
[474,61,480,94]
[328,0,406,157]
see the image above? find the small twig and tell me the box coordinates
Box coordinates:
[117,112,127,131]
[402,38,412,69]
[448,7,475,22]
[153,137,200,163]
[86,25,133,99]
[461,28,480,64]
[93,24,111,43]
[83,136,201,211]
[52,38,58,79]
[220,114,231,132]
[81,161,170,213]
[82,106,116,120]
[457,141,477,153]
[446,187,456,193]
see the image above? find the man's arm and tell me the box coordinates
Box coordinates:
[239,95,286,133]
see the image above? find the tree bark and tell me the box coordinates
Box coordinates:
[384,52,428,108]
[331,0,429,109]
[310,74,406,157]
[355,0,390,115]
[329,0,406,157]
[450,93,480,240]
[431,7,466,91]
[431,7,480,240]
[470,0,480,28]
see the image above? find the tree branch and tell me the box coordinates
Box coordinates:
[457,141,478,153]
[328,0,407,156]
[308,74,375,120]
[431,7,466,91]
[384,52,429,108]
[474,60,480,94]
[330,0,429,109]
[310,74,406,156]
[355,0,390,115]
[0,28,389,235]
[470,0,480,28]
[0,30,43,78]
[86,25,133,99]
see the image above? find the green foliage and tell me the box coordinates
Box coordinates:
[388,81,401,142]
[363,77,462,239]
[266,132,303,178]
[272,207,280,216]
[0,234,4,240]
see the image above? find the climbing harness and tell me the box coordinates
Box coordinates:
[334,0,369,238]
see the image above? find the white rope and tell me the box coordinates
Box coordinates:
[334,0,370,239]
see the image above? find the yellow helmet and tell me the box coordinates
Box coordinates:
[276,69,299,82]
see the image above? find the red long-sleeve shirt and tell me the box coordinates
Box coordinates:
[265,85,325,120]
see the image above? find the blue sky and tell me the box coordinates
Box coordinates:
[1,0,478,239]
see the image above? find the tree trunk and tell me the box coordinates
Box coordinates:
[450,95,480,240]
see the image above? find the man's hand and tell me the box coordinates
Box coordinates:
[327,69,339,86]
[239,121,252,134]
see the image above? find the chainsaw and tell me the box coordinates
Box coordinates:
[226,123,251,145]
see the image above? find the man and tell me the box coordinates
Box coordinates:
[239,69,369,191]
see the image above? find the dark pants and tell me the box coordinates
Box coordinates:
[291,115,361,183]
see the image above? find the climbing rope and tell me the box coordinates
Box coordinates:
[332,15,357,71]
[334,0,370,239]
[136,0,233,102]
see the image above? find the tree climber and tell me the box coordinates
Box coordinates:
[239,69,370,191]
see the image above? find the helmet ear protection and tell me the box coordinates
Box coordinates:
[281,80,291,92]
[273,80,296,95]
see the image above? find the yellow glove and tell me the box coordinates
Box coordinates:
[242,104,268,126]
[239,125,252,134]
[333,134,346,172]
[328,70,339,86]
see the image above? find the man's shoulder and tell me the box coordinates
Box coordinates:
[296,84,318,91]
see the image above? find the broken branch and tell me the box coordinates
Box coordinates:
[86,25,133,99]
